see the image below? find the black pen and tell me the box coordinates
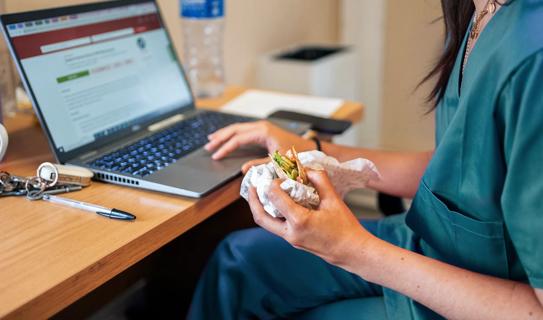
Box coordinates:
[42,194,136,221]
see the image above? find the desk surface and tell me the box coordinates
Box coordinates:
[0,86,363,320]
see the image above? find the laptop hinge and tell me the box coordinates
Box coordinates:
[148,114,185,132]
[78,150,99,161]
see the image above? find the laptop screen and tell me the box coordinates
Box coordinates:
[3,1,193,156]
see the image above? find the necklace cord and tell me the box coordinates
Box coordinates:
[462,0,497,74]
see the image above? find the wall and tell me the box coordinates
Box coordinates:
[4,0,442,151]
[340,0,386,148]
[380,0,443,151]
[339,0,441,151]
[4,0,339,86]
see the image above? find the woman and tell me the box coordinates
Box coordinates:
[189,0,543,318]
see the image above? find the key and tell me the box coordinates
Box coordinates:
[0,171,14,193]
[0,163,91,199]
[1,173,29,193]
[26,184,83,201]
[0,188,27,197]
[0,175,41,198]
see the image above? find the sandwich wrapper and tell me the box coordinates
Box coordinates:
[240,150,381,218]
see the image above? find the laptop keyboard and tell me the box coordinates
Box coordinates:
[88,111,253,177]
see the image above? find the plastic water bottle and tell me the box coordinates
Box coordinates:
[180,0,225,98]
[0,41,17,118]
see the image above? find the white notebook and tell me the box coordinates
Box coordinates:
[221,90,343,118]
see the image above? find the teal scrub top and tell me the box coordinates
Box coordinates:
[379,1,543,318]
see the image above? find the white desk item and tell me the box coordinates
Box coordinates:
[220,90,343,119]
[0,123,7,162]
[256,45,358,101]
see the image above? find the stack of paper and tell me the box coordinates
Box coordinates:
[221,90,343,118]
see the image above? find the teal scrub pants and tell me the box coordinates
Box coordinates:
[188,220,388,320]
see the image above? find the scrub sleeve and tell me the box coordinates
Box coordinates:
[498,52,543,289]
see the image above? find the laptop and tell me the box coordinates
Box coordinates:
[0,0,309,197]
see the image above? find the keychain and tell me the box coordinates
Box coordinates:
[0,162,94,200]
[37,162,93,187]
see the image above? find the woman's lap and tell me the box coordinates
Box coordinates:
[188,219,386,320]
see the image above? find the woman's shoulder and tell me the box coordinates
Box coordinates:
[510,0,543,21]
[501,0,543,58]
[488,1,543,84]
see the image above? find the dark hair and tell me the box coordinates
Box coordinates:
[420,0,475,110]
[422,0,512,110]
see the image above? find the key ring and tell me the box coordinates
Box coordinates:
[25,177,46,201]
[37,162,59,187]
[26,188,45,201]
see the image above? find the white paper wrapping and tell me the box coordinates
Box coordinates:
[240,150,380,218]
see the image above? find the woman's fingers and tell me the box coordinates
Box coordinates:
[267,180,308,225]
[241,157,269,174]
[205,123,255,152]
[204,127,236,151]
[306,169,338,200]
[210,132,263,160]
[248,187,285,236]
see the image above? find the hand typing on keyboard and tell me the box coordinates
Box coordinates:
[204,120,316,173]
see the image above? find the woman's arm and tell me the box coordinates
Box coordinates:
[248,170,543,320]
[346,236,543,320]
[321,142,432,198]
[206,121,432,198]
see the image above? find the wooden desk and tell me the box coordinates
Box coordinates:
[0,86,363,320]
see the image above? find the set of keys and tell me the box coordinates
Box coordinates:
[1,162,135,220]
[0,162,94,200]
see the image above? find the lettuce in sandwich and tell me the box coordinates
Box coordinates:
[270,147,308,185]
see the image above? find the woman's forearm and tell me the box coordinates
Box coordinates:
[342,236,543,319]
[321,142,432,198]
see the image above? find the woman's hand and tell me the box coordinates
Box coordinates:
[205,120,314,161]
[247,169,377,266]
[241,158,269,174]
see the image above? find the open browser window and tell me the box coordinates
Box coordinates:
[6,2,192,153]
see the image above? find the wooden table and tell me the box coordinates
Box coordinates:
[0,86,363,320]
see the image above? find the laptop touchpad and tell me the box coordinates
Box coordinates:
[146,147,266,194]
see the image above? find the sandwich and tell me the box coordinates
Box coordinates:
[270,147,308,185]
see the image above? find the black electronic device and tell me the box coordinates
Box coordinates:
[268,110,352,135]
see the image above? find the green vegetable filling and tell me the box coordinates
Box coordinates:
[272,151,299,180]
